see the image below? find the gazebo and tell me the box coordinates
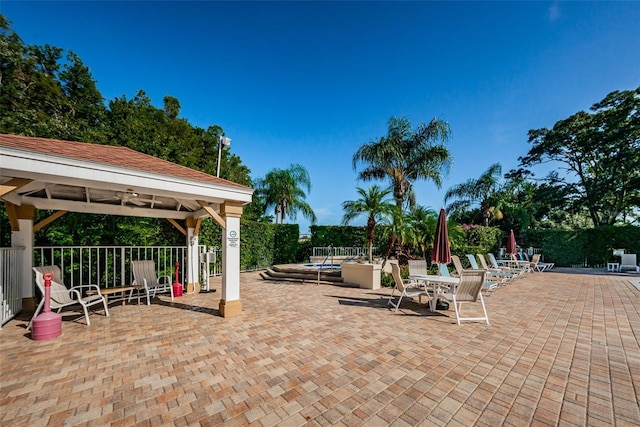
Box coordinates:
[0,134,253,317]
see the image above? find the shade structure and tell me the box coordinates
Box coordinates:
[431,208,452,265]
[506,229,518,255]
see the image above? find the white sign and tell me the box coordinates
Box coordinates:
[227,229,239,248]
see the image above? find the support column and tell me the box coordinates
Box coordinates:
[185,218,200,294]
[219,202,243,317]
[10,205,36,312]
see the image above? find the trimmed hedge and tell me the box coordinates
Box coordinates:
[523,225,640,267]
[199,218,299,269]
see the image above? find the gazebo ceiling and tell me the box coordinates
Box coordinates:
[0,134,253,220]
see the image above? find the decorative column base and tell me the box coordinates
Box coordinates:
[186,282,200,294]
[219,299,242,317]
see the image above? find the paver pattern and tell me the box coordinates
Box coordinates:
[1,269,639,426]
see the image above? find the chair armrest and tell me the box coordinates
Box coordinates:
[71,284,103,295]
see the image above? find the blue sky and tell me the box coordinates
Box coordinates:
[3,1,639,233]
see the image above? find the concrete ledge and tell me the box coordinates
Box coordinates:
[341,263,381,290]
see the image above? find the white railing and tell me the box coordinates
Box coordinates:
[1,247,23,327]
[33,245,206,289]
[312,246,376,258]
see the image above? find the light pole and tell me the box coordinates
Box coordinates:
[216,136,231,178]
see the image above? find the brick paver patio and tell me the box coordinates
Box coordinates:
[1,269,639,426]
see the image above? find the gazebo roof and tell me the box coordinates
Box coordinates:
[0,134,253,219]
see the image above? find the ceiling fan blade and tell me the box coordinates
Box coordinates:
[129,199,146,206]
[136,198,163,204]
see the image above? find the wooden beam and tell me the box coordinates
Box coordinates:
[0,178,33,197]
[4,202,19,231]
[33,210,68,232]
[194,218,202,236]
[167,218,187,236]
[197,200,225,229]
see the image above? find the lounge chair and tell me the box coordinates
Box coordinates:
[27,265,109,330]
[620,254,638,272]
[439,269,490,325]
[129,260,174,305]
[477,254,518,283]
[465,255,499,292]
[387,263,430,312]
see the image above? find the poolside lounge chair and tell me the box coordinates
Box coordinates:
[387,263,430,312]
[477,254,518,282]
[129,260,173,305]
[465,255,500,292]
[27,265,109,330]
[439,269,490,325]
[620,254,638,272]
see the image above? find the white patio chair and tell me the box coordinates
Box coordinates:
[27,265,109,330]
[387,263,430,312]
[620,254,638,272]
[439,269,490,325]
[129,260,173,305]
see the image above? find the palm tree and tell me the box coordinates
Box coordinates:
[445,163,505,226]
[255,163,317,224]
[405,205,438,258]
[342,186,395,262]
[352,116,453,209]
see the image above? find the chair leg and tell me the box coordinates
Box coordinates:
[452,296,461,325]
[102,297,110,317]
[479,293,490,325]
[26,298,46,331]
[82,304,91,326]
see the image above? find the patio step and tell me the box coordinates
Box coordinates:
[260,267,344,285]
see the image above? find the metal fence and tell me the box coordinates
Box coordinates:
[33,245,204,289]
[1,247,23,327]
[312,246,376,258]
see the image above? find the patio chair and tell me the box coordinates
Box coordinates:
[620,254,638,272]
[465,254,499,292]
[439,269,490,325]
[27,265,109,331]
[451,255,464,276]
[387,263,430,312]
[408,259,429,277]
[129,260,173,305]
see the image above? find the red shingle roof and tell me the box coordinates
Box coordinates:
[0,134,251,190]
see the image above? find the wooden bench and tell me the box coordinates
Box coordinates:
[88,286,137,305]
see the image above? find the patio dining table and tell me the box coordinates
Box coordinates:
[408,274,460,312]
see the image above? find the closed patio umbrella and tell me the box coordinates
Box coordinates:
[431,208,452,265]
[506,229,518,256]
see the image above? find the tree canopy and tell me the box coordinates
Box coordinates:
[254,164,317,224]
[0,15,255,246]
[352,116,453,209]
[516,87,640,226]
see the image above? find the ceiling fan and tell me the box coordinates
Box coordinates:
[100,192,163,206]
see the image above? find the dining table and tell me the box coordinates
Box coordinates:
[408,274,460,312]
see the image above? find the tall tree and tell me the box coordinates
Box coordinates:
[516,87,640,226]
[352,116,453,209]
[445,163,505,226]
[341,186,394,262]
[255,164,317,224]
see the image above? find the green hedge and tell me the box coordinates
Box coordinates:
[523,225,640,267]
[199,218,299,269]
